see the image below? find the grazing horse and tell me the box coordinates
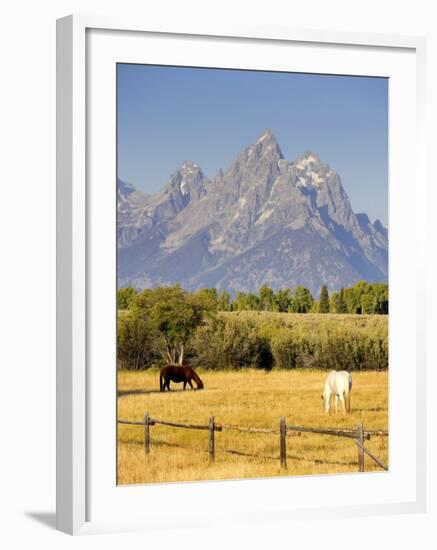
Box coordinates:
[159,364,204,392]
[322,370,352,414]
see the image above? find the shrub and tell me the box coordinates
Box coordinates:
[117,311,161,369]
[193,317,273,370]
[118,305,388,371]
[310,327,388,371]
[219,312,388,371]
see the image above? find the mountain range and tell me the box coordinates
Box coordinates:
[117,131,388,295]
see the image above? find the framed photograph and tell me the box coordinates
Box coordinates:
[56,14,427,535]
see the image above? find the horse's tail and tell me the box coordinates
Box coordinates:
[344,387,351,413]
[346,373,352,412]
[191,369,204,390]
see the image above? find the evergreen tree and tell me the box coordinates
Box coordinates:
[335,287,348,313]
[318,285,330,313]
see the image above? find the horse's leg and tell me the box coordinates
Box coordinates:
[183,381,187,390]
[345,391,351,413]
[188,379,194,390]
[324,391,330,414]
[334,395,338,414]
[339,393,346,414]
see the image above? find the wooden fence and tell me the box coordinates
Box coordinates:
[118,414,388,472]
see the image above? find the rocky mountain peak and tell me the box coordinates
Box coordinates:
[373,219,386,233]
[179,161,201,175]
[118,133,388,294]
[117,178,136,197]
[117,178,148,206]
[164,161,208,199]
[220,130,284,189]
[356,213,371,231]
[294,150,323,171]
[247,130,284,161]
[256,129,278,145]
[293,151,329,192]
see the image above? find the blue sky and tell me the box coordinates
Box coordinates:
[117,64,388,224]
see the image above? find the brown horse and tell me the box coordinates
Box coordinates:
[159,364,204,392]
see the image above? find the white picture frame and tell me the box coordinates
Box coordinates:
[56,14,427,536]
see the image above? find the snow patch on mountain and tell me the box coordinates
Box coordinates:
[117,131,388,293]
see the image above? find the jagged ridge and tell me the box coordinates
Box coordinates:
[117,131,388,294]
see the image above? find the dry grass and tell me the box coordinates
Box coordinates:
[117,369,388,485]
[220,311,388,330]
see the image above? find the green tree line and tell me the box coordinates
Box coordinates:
[117,284,388,371]
[118,280,388,315]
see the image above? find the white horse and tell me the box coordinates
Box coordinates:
[322,370,352,414]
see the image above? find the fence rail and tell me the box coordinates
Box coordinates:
[150,416,223,432]
[285,424,359,439]
[118,413,388,472]
[354,439,389,471]
[220,423,300,436]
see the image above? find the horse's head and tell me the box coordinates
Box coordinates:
[197,380,204,390]
[322,391,330,414]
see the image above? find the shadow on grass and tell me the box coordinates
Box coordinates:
[118,387,216,397]
[119,388,166,397]
[355,407,387,412]
[119,437,357,467]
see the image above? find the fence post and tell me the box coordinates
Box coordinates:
[144,412,150,455]
[280,417,287,469]
[209,416,215,463]
[357,422,364,472]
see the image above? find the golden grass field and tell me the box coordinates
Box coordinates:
[117,369,388,485]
